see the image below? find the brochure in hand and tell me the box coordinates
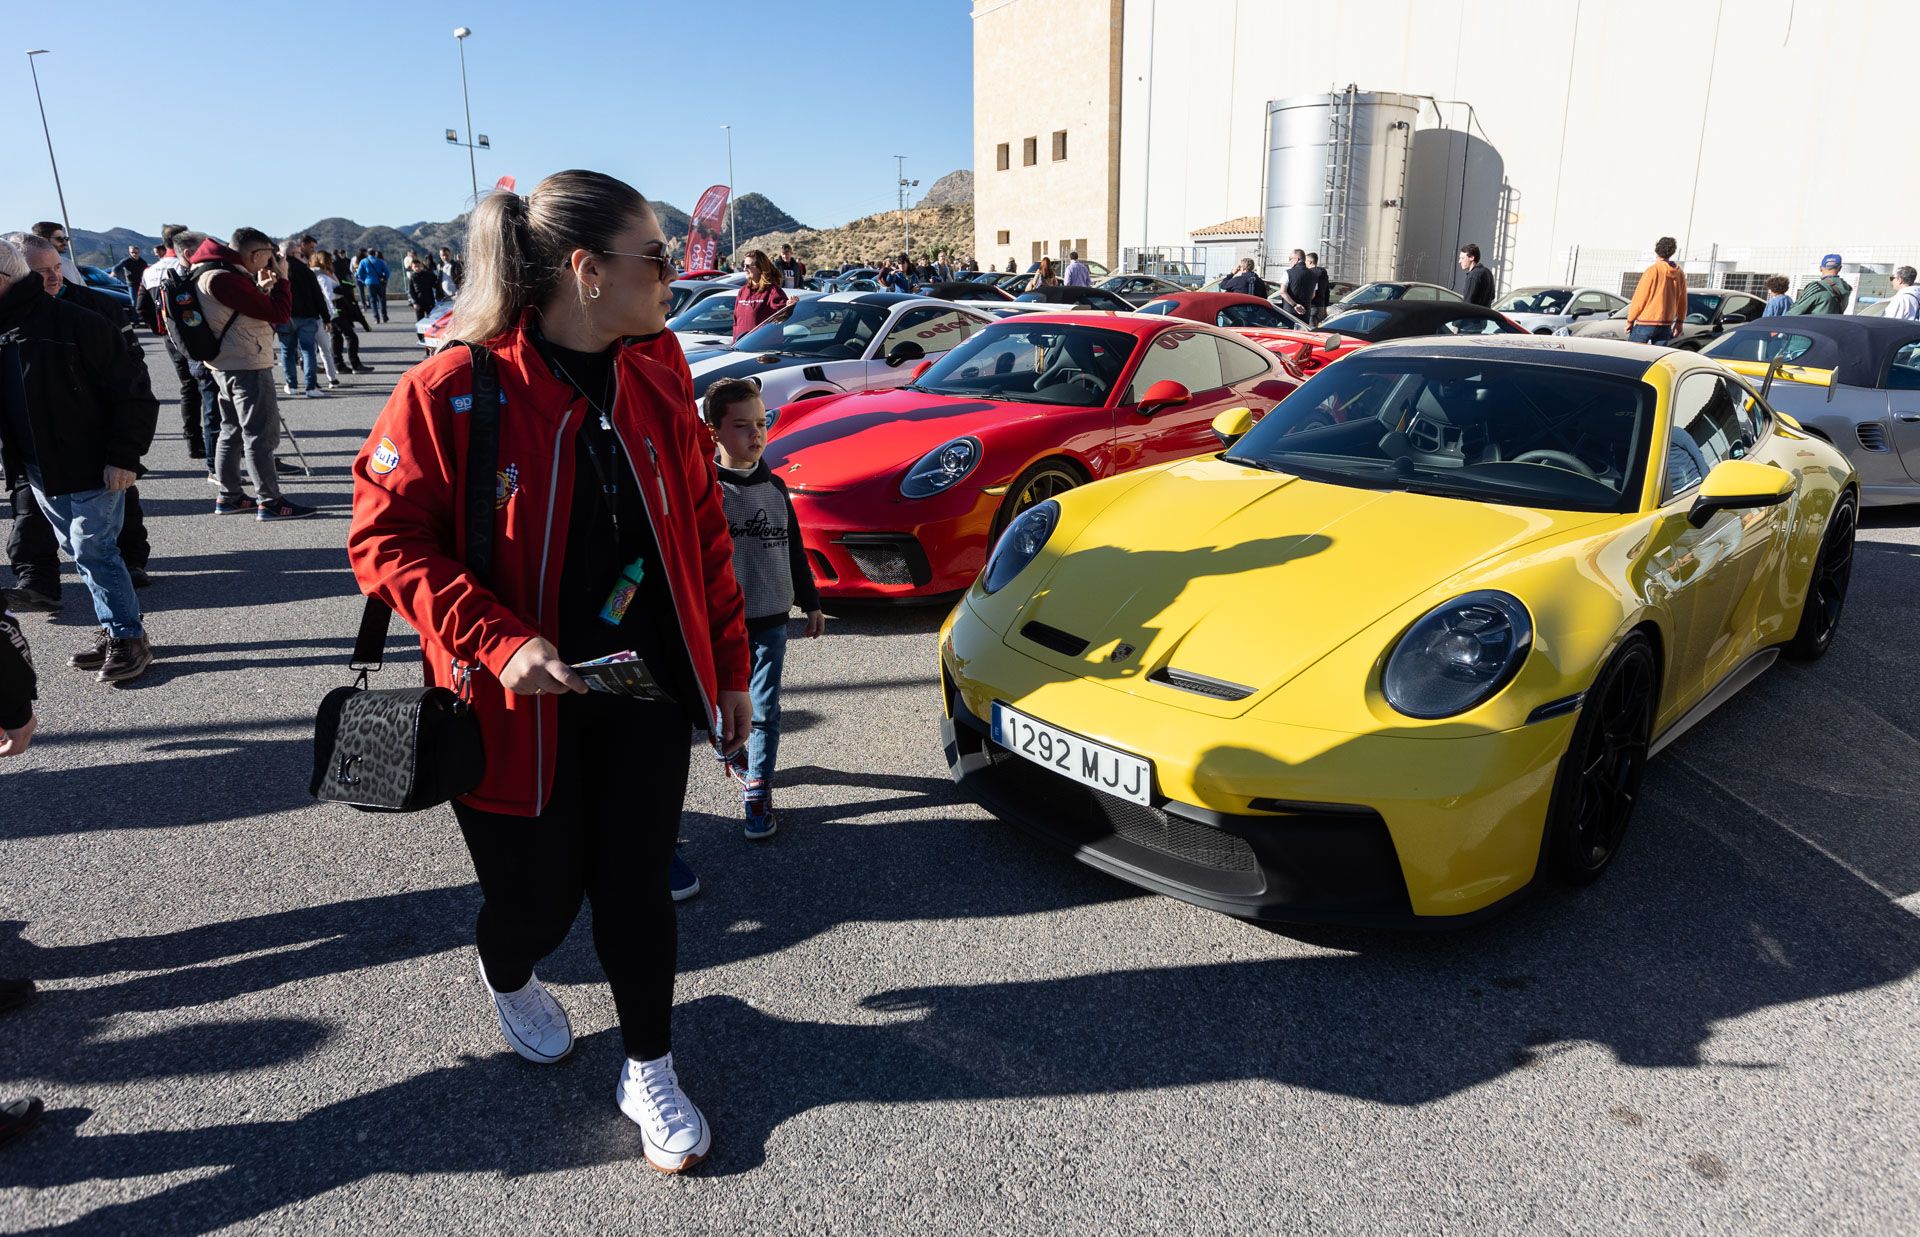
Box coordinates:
[571,651,671,702]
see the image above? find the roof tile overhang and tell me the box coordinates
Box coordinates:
[1190,215,1263,239]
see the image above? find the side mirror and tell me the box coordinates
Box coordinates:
[886,340,926,367]
[1687,459,1794,528]
[1319,333,1344,353]
[1722,313,1748,326]
[1211,406,1254,447]
[910,359,933,381]
[1137,379,1192,416]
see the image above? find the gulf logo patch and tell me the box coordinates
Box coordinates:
[370,436,401,475]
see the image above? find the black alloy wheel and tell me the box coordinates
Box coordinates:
[992,460,1083,537]
[1784,493,1856,661]
[1545,635,1656,885]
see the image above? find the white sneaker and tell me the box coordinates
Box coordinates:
[477,956,573,1063]
[616,1053,711,1173]
[281,382,295,396]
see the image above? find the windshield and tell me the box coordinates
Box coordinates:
[736,300,888,357]
[1497,287,1572,315]
[910,322,1137,407]
[667,285,699,318]
[1343,283,1403,305]
[1222,353,1653,513]
[667,292,736,334]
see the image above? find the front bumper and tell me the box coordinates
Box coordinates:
[791,484,1000,600]
[940,606,1577,923]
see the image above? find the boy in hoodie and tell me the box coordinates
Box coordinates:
[329,279,374,373]
[702,378,824,839]
[193,229,313,521]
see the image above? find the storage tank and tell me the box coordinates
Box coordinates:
[1400,128,1507,289]
[1262,88,1419,288]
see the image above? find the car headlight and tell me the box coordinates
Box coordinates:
[1382,591,1533,719]
[901,436,982,499]
[980,500,1059,595]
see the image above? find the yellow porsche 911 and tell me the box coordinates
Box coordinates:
[938,337,1857,925]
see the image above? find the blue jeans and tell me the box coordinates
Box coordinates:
[368,285,388,323]
[29,480,142,638]
[1628,324,1673,346]
[746,623,790,786]
[276,316,321,391]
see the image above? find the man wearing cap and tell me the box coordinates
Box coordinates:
[1789,254,1853,315]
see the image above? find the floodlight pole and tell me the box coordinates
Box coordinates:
[723,125,737,259]
[26,51,73,253]
[455,27,478,203]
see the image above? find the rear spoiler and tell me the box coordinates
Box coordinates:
[1719,358,1834,389]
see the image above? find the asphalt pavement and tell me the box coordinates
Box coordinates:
[1,324,1916,1233]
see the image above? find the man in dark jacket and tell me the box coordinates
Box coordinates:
[0,236,159,682]
[1306,252,1332,324]
[4,232,153,609]
[277,236,329,396]
[1282,249,1313,319]
[1457,243,1495,307]
[1220,258,1266,297]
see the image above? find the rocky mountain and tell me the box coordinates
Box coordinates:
[738,203,976,269]
[70,227,166,268]
[917,169,973,209]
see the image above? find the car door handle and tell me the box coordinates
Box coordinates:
[1895,411,1920,423]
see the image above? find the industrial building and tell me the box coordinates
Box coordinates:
[972,0,1920,298]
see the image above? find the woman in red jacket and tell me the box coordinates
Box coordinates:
[730,249,788,340]
[347,169,750,1175]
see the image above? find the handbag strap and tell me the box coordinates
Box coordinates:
[350,342,503,675]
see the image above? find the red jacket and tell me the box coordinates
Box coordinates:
[347,317,750,817]
[732,282,789,340]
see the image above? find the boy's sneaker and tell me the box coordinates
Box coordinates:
[97,636,152,685]
[214,496,257,515]
[281,382,295,396]
[326,379,341,389]
[257,499,316,522]
[616,1053,711,1174]
[205,472,221,486]
[305,388,327,398]
[670,850,701,902]
[743,783,777,840]
[477,957,573,1063]
[68,630,112,671]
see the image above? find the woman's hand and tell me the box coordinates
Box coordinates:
[715,689,751,755]
[499,638,588,696]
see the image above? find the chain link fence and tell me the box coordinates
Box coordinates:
[1556,243,1920,310]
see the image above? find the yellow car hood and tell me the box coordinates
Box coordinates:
[1012,459,1612,714]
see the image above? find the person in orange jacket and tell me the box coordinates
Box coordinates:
[347,169,750,1175]
[1625,236,1689,346]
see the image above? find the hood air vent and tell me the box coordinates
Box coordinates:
[1149,667,1255,701]
[1021,621,1090,657]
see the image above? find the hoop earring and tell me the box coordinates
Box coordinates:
[588,285,602,300]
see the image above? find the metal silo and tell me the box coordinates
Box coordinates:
[1401,128,1508,289]
[1262,87,1419,287]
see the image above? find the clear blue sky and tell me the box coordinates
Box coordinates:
[3,0,974,240]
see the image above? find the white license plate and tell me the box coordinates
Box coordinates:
[991,702,1152,805]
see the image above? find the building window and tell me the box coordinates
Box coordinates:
[996,143,1009,172]
[1023,137,1037,166]
[1031,240,1044,264]
[996,230,1010,246]
[1075,237,1088,260]
[1052,130,1068,161]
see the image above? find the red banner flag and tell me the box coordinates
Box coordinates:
[686,184,730,270]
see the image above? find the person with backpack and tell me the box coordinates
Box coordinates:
[0,236,159,683]
[1789,254,1853,316]
[190,229,314,522]
[347,169,750,1175]
[141,227,208,457]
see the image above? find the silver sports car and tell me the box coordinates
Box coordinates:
[1703,315,1920,506]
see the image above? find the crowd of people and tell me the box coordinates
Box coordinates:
[0,171,830,1173]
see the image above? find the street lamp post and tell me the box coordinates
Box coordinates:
[453,27,478,204]
[722,124,736,260]
[25,50,73,257]
[893,155,918,258]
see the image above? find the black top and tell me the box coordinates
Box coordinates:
[1310,268,1331,308]
[286,258,329,319]
[1285,262,1314,307]
[0,612,34,731]
[1711,315,1920,388]
[532,330,702,720]
[1461,264,1496,307]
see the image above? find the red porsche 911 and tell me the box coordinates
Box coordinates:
[764,312,1300,599]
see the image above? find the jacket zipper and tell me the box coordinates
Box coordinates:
[530,406,574,813]
[607,380,718,734]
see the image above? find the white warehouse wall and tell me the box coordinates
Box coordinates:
[1116,0,1920,289]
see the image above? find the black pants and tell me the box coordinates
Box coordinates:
[332,323,362,369]
[451,692,690,1062]
[8,480,149,591]
[163,337,203,450]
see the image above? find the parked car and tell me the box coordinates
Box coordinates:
[1136,292,1309,331]
[79,264,131,298]
[668,288,824,354]
[927,280,1013,302]
[687,292,995,412]
[940,335,1857,924]
[1495,285,1629,333]
[764,313,1300,599]
[1328,280,1464,314]
[667,276,737,319]
[1013,285,1137,312]
[1703,315,1920,506]
[1097,274,1190,307]
[1316,299,1525,342]
[1558,289,1768,350]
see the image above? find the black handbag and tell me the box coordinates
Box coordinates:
[310,343,501,812]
